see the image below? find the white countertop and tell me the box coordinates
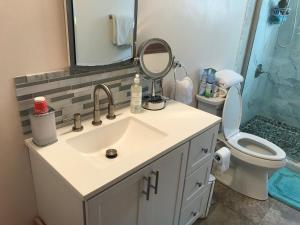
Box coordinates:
[25,101,221,200]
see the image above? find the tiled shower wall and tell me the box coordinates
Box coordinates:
[14,66,154,134]
[265,0,300,129]
[242,0,300,129]
[242,0,280,123]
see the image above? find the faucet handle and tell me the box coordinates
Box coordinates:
[72,113,84,132]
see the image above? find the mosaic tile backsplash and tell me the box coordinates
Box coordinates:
[14,66,156,134]
[241,115,300,162]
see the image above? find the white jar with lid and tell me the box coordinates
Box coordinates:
[30,107,57,146]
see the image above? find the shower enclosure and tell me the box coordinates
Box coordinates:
[241,0,300,168]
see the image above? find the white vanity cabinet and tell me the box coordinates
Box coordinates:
[86,142,189,225]
[29,124,219,225]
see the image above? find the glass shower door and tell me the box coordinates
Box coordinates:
[241,0,300,163]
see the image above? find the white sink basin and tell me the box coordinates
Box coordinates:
[66,117,167,167]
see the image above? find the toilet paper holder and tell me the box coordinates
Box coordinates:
[214,155,221,161]
[213,147,231,173]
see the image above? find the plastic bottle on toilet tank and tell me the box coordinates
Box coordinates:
[199,71,207,96]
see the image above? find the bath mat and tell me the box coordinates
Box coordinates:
[268,167,300,210]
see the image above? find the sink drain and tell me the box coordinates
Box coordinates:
[106,149,118,159]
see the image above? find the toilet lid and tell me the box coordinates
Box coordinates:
[222,86,242,139]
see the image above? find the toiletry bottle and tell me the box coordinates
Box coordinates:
[205,83,213,98]
[130,74,142,113]
[207,70,216,97]
[199,71,207,96]
[199,80,206,96]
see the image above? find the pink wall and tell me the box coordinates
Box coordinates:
[0,1,68,224]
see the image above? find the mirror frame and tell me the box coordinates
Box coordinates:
[138,38,174,80]
[65,0,138,71]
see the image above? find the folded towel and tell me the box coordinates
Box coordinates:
[111,15,133,46]
[174,77,193,105]
[215,69,244,89]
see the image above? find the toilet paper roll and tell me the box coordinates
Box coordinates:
[214,147,231,173]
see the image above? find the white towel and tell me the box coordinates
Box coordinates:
[111,15,133,46]
[174,77,193,105]
[215,69,244,89]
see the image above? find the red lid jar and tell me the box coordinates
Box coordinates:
[34,97,49,114]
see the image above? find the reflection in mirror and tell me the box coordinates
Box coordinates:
[68,0,136,67]
[143,44,170,74]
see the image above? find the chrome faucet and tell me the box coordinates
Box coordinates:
[92,84,116,126]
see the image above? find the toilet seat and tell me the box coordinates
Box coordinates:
[227,132,286,161]
[222,86,286,162]
[218,133,286,169]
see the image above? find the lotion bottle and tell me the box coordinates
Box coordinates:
[130,74,142,113]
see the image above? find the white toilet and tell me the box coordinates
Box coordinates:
[215,86,286,200]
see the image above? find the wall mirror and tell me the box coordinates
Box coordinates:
[137,38,174,110]
[66,0,137,69]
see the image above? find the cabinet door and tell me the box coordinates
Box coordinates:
[144,142,189,225]
[86,166,151,225]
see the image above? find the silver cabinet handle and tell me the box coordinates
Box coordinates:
[142,176,151,201]
[202,148,209,153]
[150,170,159,194]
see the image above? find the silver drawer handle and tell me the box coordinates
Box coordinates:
[202,148,209,153]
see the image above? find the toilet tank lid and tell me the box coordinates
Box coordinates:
[222,86,242,139]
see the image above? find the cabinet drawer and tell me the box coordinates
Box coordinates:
[186,125,218,175]
[182,160,212,208]
[179,190,207,225]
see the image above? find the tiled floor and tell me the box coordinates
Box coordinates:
[241,115,300,162]
[193,181,300,225]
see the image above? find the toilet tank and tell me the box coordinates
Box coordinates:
[196,95,225,117]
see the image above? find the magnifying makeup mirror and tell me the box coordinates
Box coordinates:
[137,38,174,110]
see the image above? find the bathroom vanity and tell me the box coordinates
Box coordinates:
[26,101,220,225]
